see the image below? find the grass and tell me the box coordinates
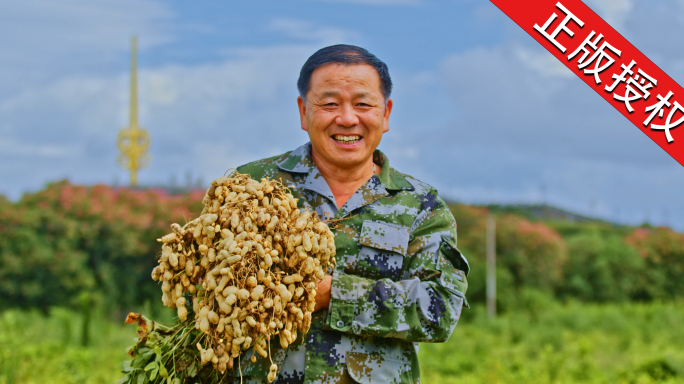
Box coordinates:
[420,300,684,383]
[0,308,132,384]
[0,301,683,383]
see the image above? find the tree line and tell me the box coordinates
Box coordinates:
[0,181,682,316]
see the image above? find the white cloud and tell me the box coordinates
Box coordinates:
[0,137,74,158]
[0,44,319,199]
[386,43,684,230]
[146,74,180,105]
[0,0,174,94]
[0,4,368,201]
[437,45,658,164]
[268,18,361,45]
[514,46,573,78]
[2,0,683,232]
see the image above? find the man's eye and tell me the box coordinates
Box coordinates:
[357,103,370,107]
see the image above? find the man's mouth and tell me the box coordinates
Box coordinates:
[332,135,362,144]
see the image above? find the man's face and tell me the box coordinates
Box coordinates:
[298,63,392,170]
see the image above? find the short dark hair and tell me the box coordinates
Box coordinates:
[297,44,392,101]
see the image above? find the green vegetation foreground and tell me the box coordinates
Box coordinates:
[0,301,682,383]
[1,182,683,315]
[1,183,683,382]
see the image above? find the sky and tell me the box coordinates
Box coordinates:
[0,0,682,230]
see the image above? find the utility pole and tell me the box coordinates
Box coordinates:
[117,36,150,187]
[487,214,496,318]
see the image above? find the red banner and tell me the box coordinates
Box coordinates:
[490,0,684,167]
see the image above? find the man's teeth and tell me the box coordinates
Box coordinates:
[334,135,361,143]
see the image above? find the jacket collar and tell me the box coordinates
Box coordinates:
[274,143,316,174]
[276,142,414,192]
[276,142,414,218]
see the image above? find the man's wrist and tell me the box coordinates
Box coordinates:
[313,275,332,312]
[324,273,364,333]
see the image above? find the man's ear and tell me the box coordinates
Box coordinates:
[297,96,309,132]
[382,98,393,133]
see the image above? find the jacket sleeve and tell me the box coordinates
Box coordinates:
[323,200,469,342]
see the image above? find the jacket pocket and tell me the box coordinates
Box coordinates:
[346,220,410,280]
[358,220,410,255]
[345,351,413,384]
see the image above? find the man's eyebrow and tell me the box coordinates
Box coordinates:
[319,91,340,98]
[317,91,374,98]
[352,91,374,99]
[353,91,371,98]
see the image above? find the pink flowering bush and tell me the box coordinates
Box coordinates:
[1,185,681,314]
[449,204,567,310]
[626,227,684,300]
[0,181,203,312]
[496,215,568,290]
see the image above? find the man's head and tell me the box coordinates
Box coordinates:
[297,45,393,172]
[297,45,392,102]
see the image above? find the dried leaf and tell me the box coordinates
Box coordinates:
[125,312,141,325]
[126,312,150,335]
[156,327,174,336]
[126,313,151,346]
[136,334,148,347]
[139,319,149,334]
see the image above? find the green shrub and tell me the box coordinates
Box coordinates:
[626,227,684,301]
[0,181,203,313]
[449,204,567,310]
[560,230,645,302]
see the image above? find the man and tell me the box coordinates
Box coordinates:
[235,44,469,384]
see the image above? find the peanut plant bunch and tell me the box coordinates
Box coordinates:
[122,172,336,384]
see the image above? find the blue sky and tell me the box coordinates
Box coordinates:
[0,0,683,230]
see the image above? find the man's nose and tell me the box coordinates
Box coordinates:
[336,104,359,127]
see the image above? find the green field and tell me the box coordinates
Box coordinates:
[421,300,684,384]
[1,301,683,384]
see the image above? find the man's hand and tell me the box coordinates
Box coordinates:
[314,275,332,312]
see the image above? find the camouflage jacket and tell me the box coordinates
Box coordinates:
[233,142,469,384]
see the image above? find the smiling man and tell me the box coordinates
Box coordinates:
[236,45,469,384]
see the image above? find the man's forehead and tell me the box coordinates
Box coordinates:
[309,63,382,95]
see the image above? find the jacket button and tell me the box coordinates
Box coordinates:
[337,321,345,328]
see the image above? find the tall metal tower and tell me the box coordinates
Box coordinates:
[117,36,150,187]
